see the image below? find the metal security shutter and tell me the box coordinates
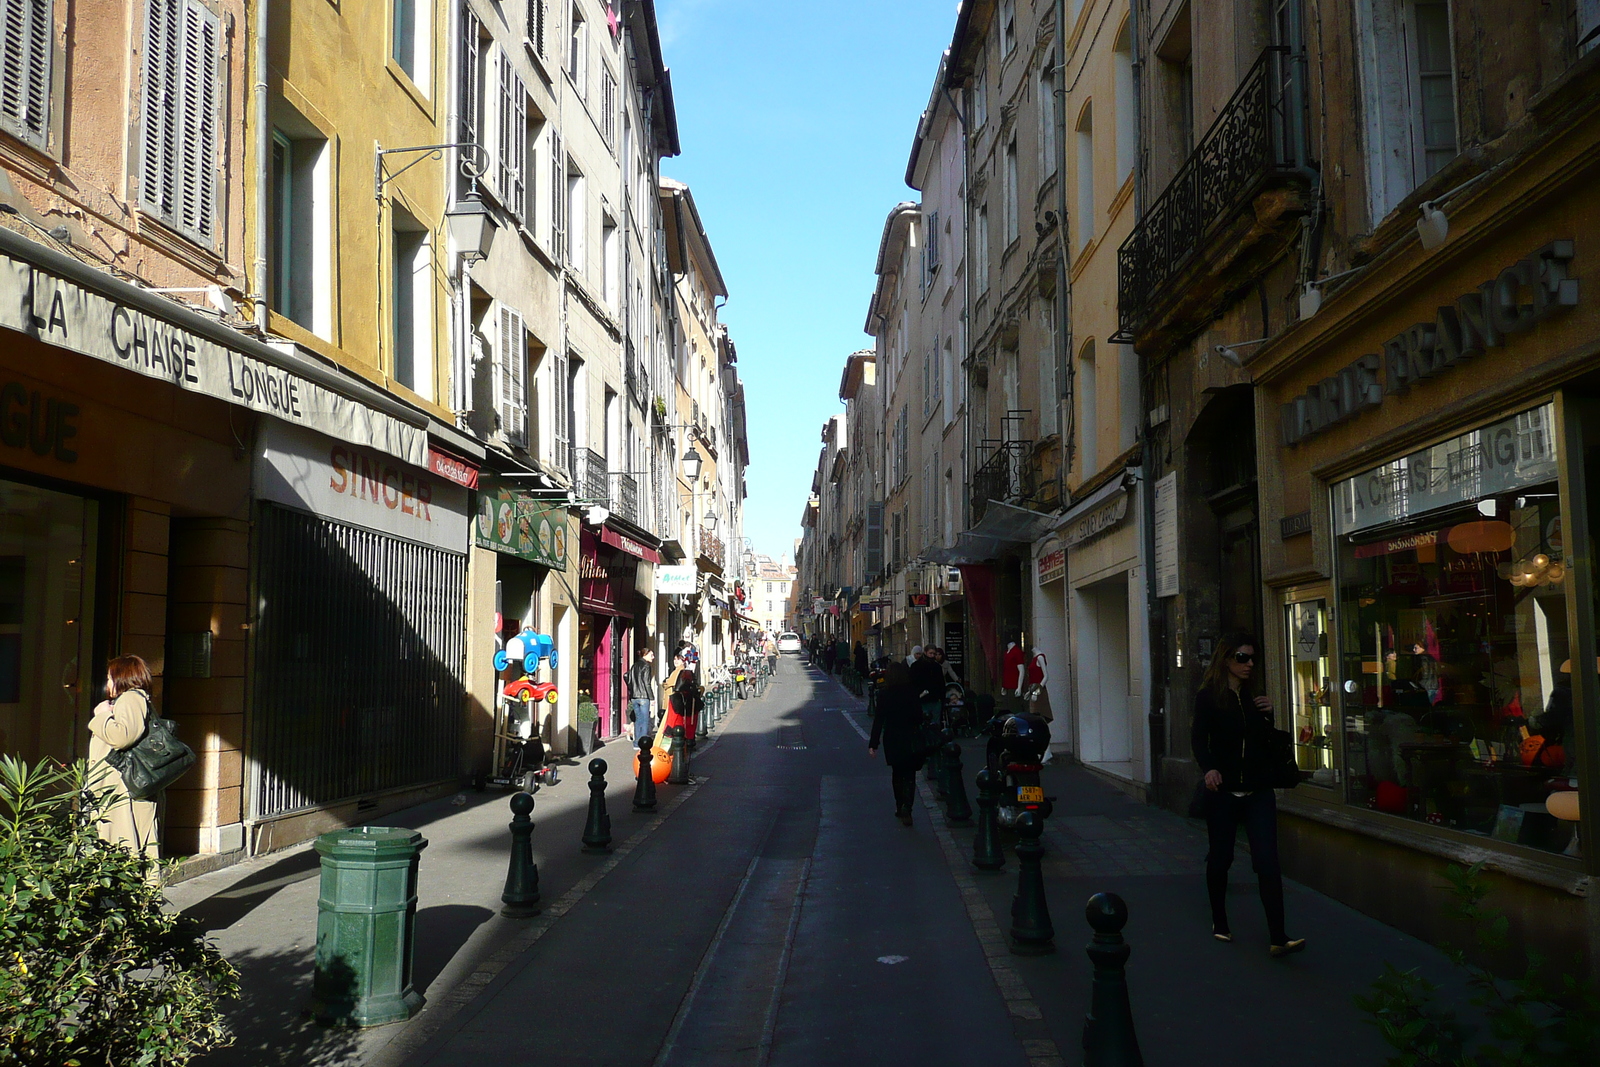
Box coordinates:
[251,505,466,821]
[141,0,219,247]
[497,303,526,445]
[0,0,51,147]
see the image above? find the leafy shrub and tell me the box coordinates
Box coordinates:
[0,756,239,1066]
[1354,861,1600,1066]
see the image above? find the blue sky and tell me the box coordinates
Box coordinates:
[656,0,960,563]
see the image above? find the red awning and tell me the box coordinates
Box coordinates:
[428,445,479,488]
[601,525,661,564]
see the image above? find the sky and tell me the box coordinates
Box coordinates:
[655,0,961,564]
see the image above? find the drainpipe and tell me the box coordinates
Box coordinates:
[251,0,269,331]
[1053,0,1078,760]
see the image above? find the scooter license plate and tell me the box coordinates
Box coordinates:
[1017,786,1045,803]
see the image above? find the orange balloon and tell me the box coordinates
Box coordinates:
[633,745,673,784]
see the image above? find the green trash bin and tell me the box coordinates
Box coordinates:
[311,826,428,1027]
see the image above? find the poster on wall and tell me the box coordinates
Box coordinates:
[1153,472,1179,598]
[944,621,965,678]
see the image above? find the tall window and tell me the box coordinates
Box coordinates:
[0,0,52,148]
[1039,69,1057,175]
[528,0,549,60]
[566,163,585,272]
[1118,344,1139,449]
[971,67,987,129]
[269,121,330,336]
[1077,340,1098,476]
[494,51,527,220]
[1003,138,1019,245]
[392,0,431,90]
[1114,21,1136,182]
[496,305,528,446]
[1358,0,1459,221]
[141,0,220,247]
[1075,105,1095,248]
[1000,0,1017,56]
[392,206,432,400]
[1409,1,1457,178]
[600,65,617,148]
[549,129,565,259]
[568,3,586,97]
[975,204,990,294]
[458,10,486,196]
[602,214,619,306]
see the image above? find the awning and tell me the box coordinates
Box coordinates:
[474,481,570,568]
[924,501,1058,564]
[601,525,661,564]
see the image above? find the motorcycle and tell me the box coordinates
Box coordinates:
[984,711,1054,827]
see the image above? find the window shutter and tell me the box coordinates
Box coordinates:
[553,347,570,470]
[601,66,616,148]
[927,211,939,272]
[865,502,883,578]
[459,9,479,148]
[549,129,565,261]
[0,0,52,147]
[497,304,527,446]
[142,0,219,247]
[528,0,546,58]
[496,51,525,220]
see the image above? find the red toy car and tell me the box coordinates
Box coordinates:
[504,678,559,704]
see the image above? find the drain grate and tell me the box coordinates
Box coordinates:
[776,725,807,750]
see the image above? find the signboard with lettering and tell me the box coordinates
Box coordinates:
[428,447,479,488]
[473,482,569,568]
[943,621,965,677]
[1037,547,1065,585]
[655,564,697,594]
[255,420,468,553]
[0,255,425,464]
[1062,489,1129,547]
[1154,472,1179,598]
[1333,404,1558,536]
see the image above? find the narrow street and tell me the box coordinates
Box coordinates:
[172,657,1460,1067]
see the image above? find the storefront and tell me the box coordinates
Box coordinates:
[1257,217,1600,970]
[577,524,658,746]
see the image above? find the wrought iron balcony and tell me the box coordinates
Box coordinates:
[699,529,725,569]
[971,439,1034,523]
[1115,46,1312,339]
[610,471,639,524]
[573,447,609,505]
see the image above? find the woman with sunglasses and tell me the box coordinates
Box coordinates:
[1192,632,1305,957]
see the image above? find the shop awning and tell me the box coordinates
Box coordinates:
[925,501,1058,563]
[474,482,570,568]
[601,525,661,563]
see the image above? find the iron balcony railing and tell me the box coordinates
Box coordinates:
[1115,46,1310,338]
[610,471,639,524]
[573,446,609,504]
[700,529,725,568]
[971,438,1034,523]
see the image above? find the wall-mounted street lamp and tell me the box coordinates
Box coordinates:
[1415,168,1497,252]
[681,446,704,481]
[446,196,497,262]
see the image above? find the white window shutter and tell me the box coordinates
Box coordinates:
[494,52,525,220]
[459,10,479,149]
[498,305,527,446]
[553,347,570,468]
[0,0,52,147]
[549,129,565,261]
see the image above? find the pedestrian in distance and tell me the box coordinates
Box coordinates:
[625,647,657,744]
[909,645,945,724]
[87,654,160,865]
[853,641,869,678]
[1192,631,1306,957]
[665,654,703,749]
[868,661,926,826]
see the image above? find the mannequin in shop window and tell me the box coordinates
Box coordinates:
[1001,640,1026,705]
[1023,647,1053,762]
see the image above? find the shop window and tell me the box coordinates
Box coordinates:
[1336,419,1578,856]
[0,479,97,765]
[1285,598,1334,780]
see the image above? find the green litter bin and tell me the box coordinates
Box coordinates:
[310,826,428,1027]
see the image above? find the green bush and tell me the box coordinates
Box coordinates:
[0,756,239,1066]
[1354,861,1600,1066]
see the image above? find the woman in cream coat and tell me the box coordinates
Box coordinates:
[87,653,159,862]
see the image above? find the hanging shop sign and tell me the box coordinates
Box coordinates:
[0,256,425,464]
[474,482,569,568]
[1333,403,1558,536]
[908,592,932,608]
[428,446,479,488]
[1282,241,1579,446]
[601,525,661,564]
[1036,547,1065,585]
[656,564,697,594]
[255,420,468,553]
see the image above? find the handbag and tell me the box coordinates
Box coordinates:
[1187,779,1212,818]
[1263,726,1303,790]
[105,695,196,800]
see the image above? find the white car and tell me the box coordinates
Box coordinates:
[777,632,803,654]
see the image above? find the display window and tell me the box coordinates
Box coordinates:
[0,477,99,764]
[1284,596,1334,783]
[1335,469,1579,857]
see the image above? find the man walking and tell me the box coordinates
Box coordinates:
[626,647,657,743]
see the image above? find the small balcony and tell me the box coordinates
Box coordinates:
[971,439,1033,524]
[1115,46,1314,343]
[573,447,609,505]
[610,471,639,525]
[699,529,725,571]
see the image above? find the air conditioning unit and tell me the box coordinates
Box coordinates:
[946,567,963,594]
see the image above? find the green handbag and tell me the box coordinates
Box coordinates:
[104,694,197,800]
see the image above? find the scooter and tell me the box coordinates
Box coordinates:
[985,711,1054,827]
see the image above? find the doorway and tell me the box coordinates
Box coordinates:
[1076,574,1133,772]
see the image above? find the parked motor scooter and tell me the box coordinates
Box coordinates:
[984,711,1054,827]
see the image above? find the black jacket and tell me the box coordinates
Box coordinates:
[625,661,656,703]
[869,683,926,770]
[1191,685,1278,792]
[909,657,945,701]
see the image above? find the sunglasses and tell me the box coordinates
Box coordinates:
[1232,652,1255,664]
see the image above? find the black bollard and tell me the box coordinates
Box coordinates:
[501,791,541,917]
[667,724,691,785]
[1082,893,1144,1067]
[632,735,658,812]
[933,729,954,800]
[1009,810,1054,955]
[581,758,613,853]
[943,740,973,824]
[972,769,1005,871]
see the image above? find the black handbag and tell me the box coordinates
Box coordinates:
[1264,727,1303,790]
[105,695,196,800]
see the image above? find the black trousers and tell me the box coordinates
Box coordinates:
[1204,789,1287,943]
[890,764,918,814]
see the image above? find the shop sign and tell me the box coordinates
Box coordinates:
[255,420,468,553]
[908,592,931,608]
[0,380,78,462]
[1282,241,1579,446]
[812,597,825,615]
[656,564,697,594]
[1153,472,1179,598]
[0,256,425,465]
[428,447,479,488]
[943,622,965,671]
[1037,548,1065,585]
[601,526,661,564]
[473,483,569,568]
[1333,403,1558,536]
[1062,490,1129,547]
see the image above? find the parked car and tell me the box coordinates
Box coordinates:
[777,632,803,654]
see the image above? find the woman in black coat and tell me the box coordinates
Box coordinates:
[868,661,926,826]
[1192,631,1304,957]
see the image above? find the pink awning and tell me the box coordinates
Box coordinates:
[601,525,661,564]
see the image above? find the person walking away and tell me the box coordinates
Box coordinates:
[88,654,160,865]
[909,645,945,726]
[625,647,657,744]
[868,661,926,825]
[1192,632,1305,957]
[853,641,868,678]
